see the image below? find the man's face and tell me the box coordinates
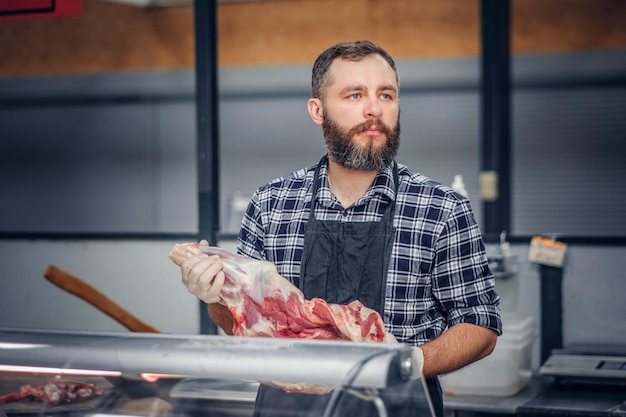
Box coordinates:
[319,54,400,171]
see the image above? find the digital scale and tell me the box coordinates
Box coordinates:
[540,344,626,385]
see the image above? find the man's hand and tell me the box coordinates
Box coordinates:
[411,347,424,379]
[180,240,226,304]
[384,332,423,379]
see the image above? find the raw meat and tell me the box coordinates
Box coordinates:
[0,380,103,406]
[169,243,391,343]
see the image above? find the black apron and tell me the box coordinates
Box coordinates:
[253,157,443,417]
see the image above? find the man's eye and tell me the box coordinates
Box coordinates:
[381,93,392,100]
[349,93,361,99]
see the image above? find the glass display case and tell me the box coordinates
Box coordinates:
[0,328,434,417]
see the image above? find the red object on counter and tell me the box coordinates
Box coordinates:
[0,0,82,20]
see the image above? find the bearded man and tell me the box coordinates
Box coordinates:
[178,40,502,417]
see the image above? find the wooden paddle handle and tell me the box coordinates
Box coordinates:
[44,265,160,333]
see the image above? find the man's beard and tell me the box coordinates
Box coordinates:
[322,114,400,171]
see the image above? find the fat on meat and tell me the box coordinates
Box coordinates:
[169,243,392,343]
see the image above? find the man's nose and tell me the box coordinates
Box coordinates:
[363,95,383,118]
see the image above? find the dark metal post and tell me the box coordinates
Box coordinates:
[540,265,563,362]
[480,0,511,234]
[194,0,219,335]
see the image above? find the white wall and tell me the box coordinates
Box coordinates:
[0,239,199,335]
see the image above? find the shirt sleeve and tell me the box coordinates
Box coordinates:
[432,199,502,335]
[236,191,266,261]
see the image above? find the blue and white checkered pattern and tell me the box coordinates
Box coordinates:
[237,158,502,346]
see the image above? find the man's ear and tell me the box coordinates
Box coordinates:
[307,98,324,126]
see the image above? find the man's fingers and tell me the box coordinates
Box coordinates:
[204,271,226,304]
[179,253,225,305]
[181,254,222,285]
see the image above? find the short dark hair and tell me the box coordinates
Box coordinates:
[311,40,399,99]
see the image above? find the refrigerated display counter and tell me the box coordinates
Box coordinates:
[0,327,434,417]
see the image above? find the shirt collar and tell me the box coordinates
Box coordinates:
[314,158,397,207]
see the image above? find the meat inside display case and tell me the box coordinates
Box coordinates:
[0,328,434,417]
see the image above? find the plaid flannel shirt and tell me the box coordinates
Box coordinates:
[237,158,502,345]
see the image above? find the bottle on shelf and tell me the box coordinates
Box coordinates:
[451,174,469,198]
